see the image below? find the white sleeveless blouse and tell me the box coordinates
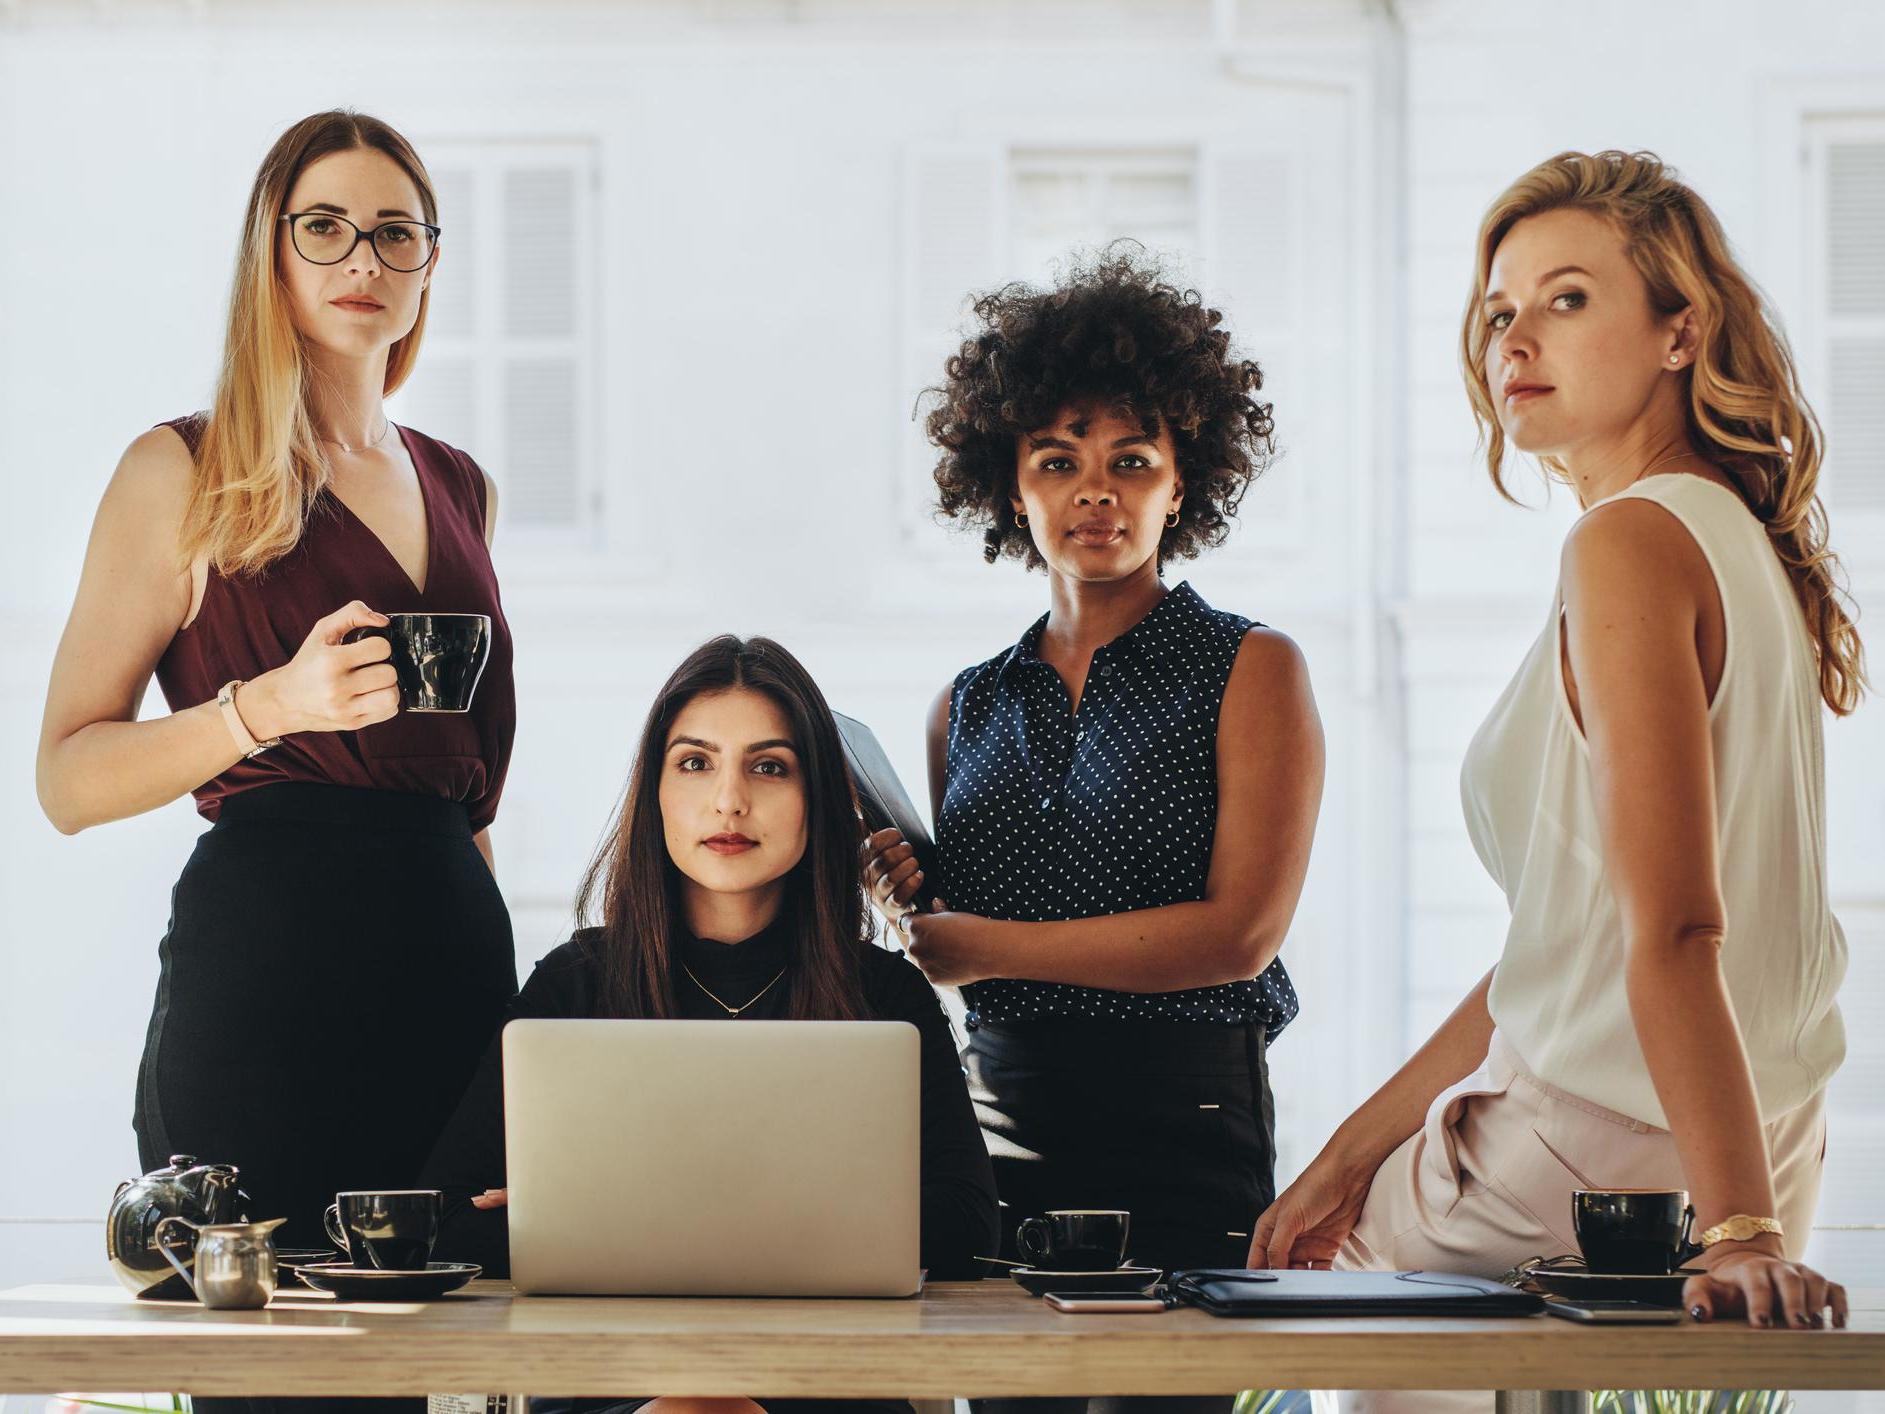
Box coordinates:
[1462,474,1847,1127]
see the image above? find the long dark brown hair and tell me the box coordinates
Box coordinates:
[574,635,870,1021]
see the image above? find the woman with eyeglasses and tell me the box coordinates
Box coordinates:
[37,109,516,1295]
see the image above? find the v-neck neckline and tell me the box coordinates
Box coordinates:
[320,422,436,601]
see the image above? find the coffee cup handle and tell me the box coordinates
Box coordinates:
[1016,1217,1052,1268]
[322,1203,350,1256]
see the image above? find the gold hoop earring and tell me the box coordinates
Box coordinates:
[1014,511,1029,529]
[1165,509,1181,528]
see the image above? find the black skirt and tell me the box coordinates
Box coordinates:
[135,783,517,1249]
[965,1017,1276,1274]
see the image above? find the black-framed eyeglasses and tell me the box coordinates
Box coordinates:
[279,212,441,272]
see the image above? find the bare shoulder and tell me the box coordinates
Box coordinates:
[925,679,953,739]
[103,425,197,526]
[480,469,499,545]
[1562,496,1711,610]
[1228,626,1313,701]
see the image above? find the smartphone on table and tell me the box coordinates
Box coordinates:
[1045,1292,1172,1314]
[1544,1299,1683,1324]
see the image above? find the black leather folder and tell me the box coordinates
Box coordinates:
[832,710,941,912]
[1169,1269,1544,1317]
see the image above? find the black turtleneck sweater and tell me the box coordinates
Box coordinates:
[420,918,1000,1281]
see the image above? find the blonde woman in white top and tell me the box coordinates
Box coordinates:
[1251,150,1863,1348]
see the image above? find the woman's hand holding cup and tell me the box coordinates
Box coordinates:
[241,601,400,738]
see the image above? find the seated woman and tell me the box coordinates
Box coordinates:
[424,633,1000,1414]
[1252,151,1855,1413]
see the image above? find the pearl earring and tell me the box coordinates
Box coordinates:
[1669,355,1680,365]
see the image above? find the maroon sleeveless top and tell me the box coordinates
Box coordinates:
[154,415,516,831]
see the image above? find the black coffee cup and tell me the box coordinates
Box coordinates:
[347,613,492,713]
[1016,1209,1131,1272]
[323,1190,441,1272]
[1573,1188,1699,1274]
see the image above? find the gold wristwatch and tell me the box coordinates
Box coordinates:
[218,679,281,759]
[1699,1214,1785,1248]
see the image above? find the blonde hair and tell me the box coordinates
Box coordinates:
[180,110,438,576]
[1459,150,1866,716]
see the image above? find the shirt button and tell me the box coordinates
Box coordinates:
[1075,729,1085,742]
[1040,795,1053,810]
[1098,663,1113,677]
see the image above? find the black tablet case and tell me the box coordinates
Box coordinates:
[1169,1270,1544,1318]
[832,710,941,912]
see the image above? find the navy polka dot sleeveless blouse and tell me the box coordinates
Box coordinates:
[939,581,1299,1040]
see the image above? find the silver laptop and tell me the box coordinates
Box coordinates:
[502,1018,922,1297]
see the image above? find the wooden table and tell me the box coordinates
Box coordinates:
[2,1281,1882,1410]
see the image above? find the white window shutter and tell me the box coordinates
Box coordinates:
[504,356,582,526]
[1200,143,1306,548]
[1200,148,1294,337]
[898,144,1007,543]
[1825,141,1885,512]
[503,166,578,339]
[1827,143,1885,313]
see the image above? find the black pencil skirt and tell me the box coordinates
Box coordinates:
[965,1017,1277,1414]
[134,783,517,1250]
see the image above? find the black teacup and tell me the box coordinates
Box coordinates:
[1016,1209,1131,1272]
[1573,1188,1698,1274]
[347,613,492,713]
[323,1190,441,1272]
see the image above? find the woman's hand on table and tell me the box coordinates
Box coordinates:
[1248,1144,1377,1270]
[241,601,400,739]
[1684,1237,1848,1328]
[470,1188,508,1210]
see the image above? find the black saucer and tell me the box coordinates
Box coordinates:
[289,1261,480,1301]
[273,1249,339,1288]
[1519,1260,1700,1307]
[1011,1265,1163,1297]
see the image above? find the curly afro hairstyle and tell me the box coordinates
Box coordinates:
[922,245,1275,569]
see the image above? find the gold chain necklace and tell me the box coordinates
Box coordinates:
[1636,449,1696,481]
[682,962,789,1016]
[319,419,394,454]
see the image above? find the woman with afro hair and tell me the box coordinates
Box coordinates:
[867,249,1325,1410]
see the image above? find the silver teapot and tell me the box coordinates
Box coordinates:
[106,1154,251,1300]
[156,1216,285,1309]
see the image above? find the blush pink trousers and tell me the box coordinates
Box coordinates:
[1322,1029,1827,1414]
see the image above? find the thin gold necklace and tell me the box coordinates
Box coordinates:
[1636,449,1696,480]
[319,419,394,454]
[682,962,788,1016]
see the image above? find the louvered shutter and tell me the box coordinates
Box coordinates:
[1200,143,1309,552]
[500,161,589,529]
[897,144,1006,546]
[392,165,478,450]
[388,142,597,543]
[1824,140,1885,512]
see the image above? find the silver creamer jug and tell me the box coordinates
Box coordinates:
[156,1216,285,1309]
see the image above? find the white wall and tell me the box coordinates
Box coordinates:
[1,2,1880,1352]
